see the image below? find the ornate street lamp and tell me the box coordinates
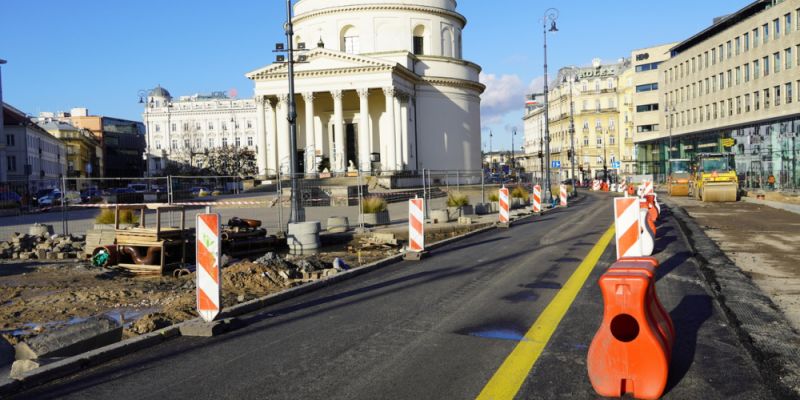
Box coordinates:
[542,8,559,200]
[563,69,579,196]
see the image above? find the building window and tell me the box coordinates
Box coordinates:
[155,140,161,150]
[7,156,16,172]
[735,37,741,55]
[763,56,770,76]
[636,125,658,133]
[609,136,616,145]
[595,119,602,129]
[763,24,769,43]
[583,120,589,130]
[728,99,733,116]
[6,134,14,147]
[754,59,760,79]
[786,48,793,70]
[745,93,751,112]
[744,32,750,51]
[222,137,228,147]
[247,136,253,147]
[183,123,189,131]
[754,91,761,110]
[246,120,252,129]
[713,103,718,119]
[171,140,177,150]
[636,104,659,112]
[774,52,781,73]
[735,67,741,85]
[754,28,760,48]
[775,86,781,106]
[155,124,160,132]
[195,138,201,149]
[607,78,613,89]
[609,118,615,130]
[581,81,588,92]
[786,13,792,33]
[413,36,424,55]
[712,48,717,64]
[635,83,658,93]
[744,63,751,82]
[208,122,214,130]
[171,123,176,132]
[342,26,360,54]
[196,122,202,130]
[222,122,227,131]
[208,138,215,147]
[774,18,780,38]
[583,137,589,146]
[235,137,241,147]
[787,83,793,104]
[736,96,742,114]
[764,89,770,109]
[595,100,601,112]
[596,137,602,147]
[726,41,732,59]
[594,80,600,91]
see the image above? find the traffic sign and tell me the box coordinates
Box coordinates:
[196,213,221,322]
[552,160,562,168]
[611,161,621,169]
[721,138,735,148]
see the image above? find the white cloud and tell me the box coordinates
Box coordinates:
[479,72,545,130]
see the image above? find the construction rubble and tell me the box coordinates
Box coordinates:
[0,224,85,261]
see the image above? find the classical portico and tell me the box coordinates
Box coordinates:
[248,49,418,176]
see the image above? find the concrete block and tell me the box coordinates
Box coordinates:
[430,209,450,224]
[14,316,122,360]
[458,217,473,225]
[10,359,43,379]
[35,250,48,260]
[19,253,31,260]
[179,318,242,337]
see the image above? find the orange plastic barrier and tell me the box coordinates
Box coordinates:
[640,199,657,236]
[608,258,675,358]
[628,185,636,196]
[587,270,670,399]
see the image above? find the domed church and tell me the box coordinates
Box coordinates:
[246,0,484,175]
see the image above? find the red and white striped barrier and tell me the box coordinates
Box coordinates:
[592,180,601,191]
[640,180,654,197]
[614,197,642,260]
[532,185,542,214]
[639,200,655,256]
[559,184,568,207]
[196,213,222,322]
[499,187,510,224]
[618,177,627,193]
[408,198,425,253]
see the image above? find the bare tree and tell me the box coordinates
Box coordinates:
[206,146,257,176]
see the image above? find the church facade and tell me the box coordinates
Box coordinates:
[247,0,484,176]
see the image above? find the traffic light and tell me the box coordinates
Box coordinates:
[537,151,543,159]
[567,149,573,159]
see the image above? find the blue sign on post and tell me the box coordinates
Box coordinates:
[611,161,621,169]
[551,160,562,168]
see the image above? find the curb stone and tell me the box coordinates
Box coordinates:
[0,205,539,397]
[666,200,800,399]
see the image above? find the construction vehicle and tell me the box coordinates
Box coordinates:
[688,153,739,202]
[667,159,691,196]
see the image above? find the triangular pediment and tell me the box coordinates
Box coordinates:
[246,48,397,80]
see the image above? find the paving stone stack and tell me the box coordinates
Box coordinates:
[0,224,85,261]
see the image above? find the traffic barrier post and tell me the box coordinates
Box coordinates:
[559,184,568,207]
[498,187,510,228]
[404,197,428,261]
[196,213,221,323]
[639,199,655,256]
[532,184,541,214]
[614,197,643,260]
[587,269,670,399]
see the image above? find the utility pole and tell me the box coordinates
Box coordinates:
[542,8,559,200]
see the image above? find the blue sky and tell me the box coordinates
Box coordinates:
[1,0,752,151]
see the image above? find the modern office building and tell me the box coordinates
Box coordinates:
[639,0,800,188]
[66,109,146,178]
[629,42,677,175]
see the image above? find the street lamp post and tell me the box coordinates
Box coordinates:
[489,130,493,170]
[564,69,578,196]
[542,8,559,200]
[511,127,516,174]
[666,102,674,177]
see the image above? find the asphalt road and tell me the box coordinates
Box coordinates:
[10,192,772,399]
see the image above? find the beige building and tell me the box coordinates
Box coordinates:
[629,43,677,175]
[544,58,630,182]
[641,0,800,188]
[521,99,545,174]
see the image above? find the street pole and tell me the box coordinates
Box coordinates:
[667,103,674,177]
[489,130,493,170]
[603,129,608,183]
[511,128,516,175]
[285,0,303,223]
[542,8,559,200]
[567,70,577,196]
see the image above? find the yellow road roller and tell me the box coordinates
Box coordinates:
[689,153,739,202]
[667,159,691,196]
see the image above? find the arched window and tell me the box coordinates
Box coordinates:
[413,25,426,55]
[441,27,453,57]
[341,25,359,54]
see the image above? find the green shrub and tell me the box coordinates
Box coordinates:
[362,197,387,213]
[511,186,530,199]
[446,192,470,207]
[95,209,139,224]
[488,193,499,202]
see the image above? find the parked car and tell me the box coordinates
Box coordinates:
[38,191,82,207]
[127,183,148,193]
[80,188,104,203]
[0,191,22,205]
[111,187,136,194]
[33,189,58,206]
[190,187,210,197]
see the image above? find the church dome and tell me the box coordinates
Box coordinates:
[149,85,171,98]
[295,0,457,16]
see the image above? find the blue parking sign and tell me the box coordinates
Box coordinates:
[551,161,561,168]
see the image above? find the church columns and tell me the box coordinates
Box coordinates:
[332,89,345,173]
[399,93,410,170]
[255,95,268,176]
[276,94,290,175]
[393,92,403,171]
[266,98,278,175]
[407,95,417,171]
[302,92,316,174]
[358,88,371,172]
[383,87,397,172]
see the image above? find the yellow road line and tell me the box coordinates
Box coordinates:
[476,224,615,400]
